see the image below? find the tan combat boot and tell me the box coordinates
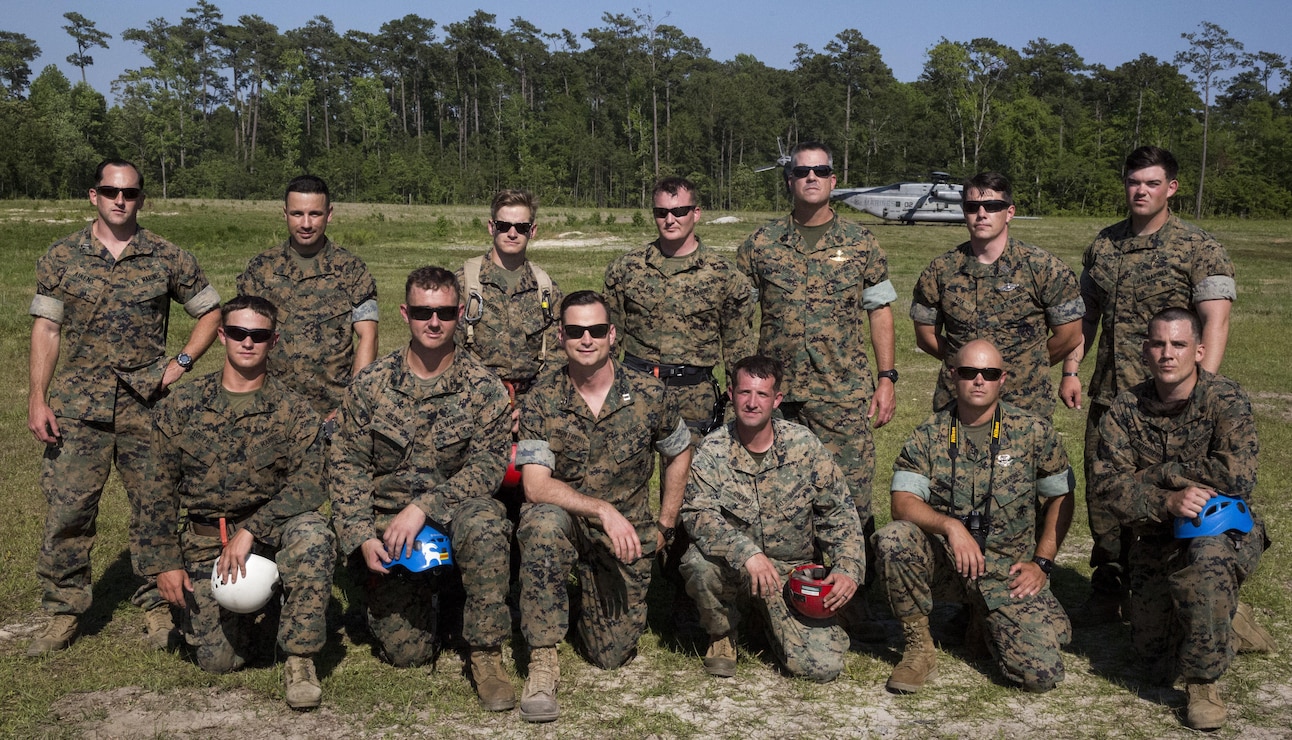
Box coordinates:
[703,632,737,678]
[143,606,177,651]
[1232,601,1276,654]
[1185,679,1226,730]
[26,614,79,657]
[470,647,517,711]
[519,646,560,723]
[886,614,937,693]
[284,655,322,709]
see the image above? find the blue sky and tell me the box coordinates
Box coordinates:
[9,1,1289,97]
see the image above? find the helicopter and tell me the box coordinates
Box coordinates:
[754,137,793,173]
[830,172,965,224]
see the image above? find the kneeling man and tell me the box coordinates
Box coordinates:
[875,339,1074,693]
[681,355,862,682]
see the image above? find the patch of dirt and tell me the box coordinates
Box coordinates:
[1250,392,1292,422]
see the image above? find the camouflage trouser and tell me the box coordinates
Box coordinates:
[35,386,161,616]
[1084,402,1132,593]
[1128,522,1266,683]
[679,546,847,682]
[517,503,655,669]
[180,511,335,673]
[444,497,513,648]
[666,380,722,444]
[874,520,1071,691]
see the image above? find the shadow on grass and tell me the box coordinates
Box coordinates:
[83,550,140,637]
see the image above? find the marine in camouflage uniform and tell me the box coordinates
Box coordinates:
[875,340,1075,693]
[237,175,378,419]
[681,413,863,682]
[912,173,1083,418]
[1070,147,1237,620]
[27,160,221,654]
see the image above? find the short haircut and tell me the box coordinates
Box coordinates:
[731,355,783,391]
[964,172,1013,203]
[1149,306,1202,342]
[491,189,538,220]
[94,159,143,190]
[653,176,699,204]
[405,266,460,303]
[1125,146,1179,181]
[285,174,330,204]
[785,141,833,191]
[560,290,610,322]
[221,294,279,330]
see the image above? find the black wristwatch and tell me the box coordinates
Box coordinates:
[656,521,677,545]
[877,369,899,384]
[1032,556,1054,576]
[176,352,195,372]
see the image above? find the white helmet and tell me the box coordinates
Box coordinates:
[210,554,280,614]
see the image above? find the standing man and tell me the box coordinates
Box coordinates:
[138,296,333,709]
[737,140,897,637]
[329,267,515,711]
[237,174,378,424]
[27,159,222,656]
[874,340,1075,694]
[680,355,862,683]
[514,291,692,723]
[1093,308,1267,731]
[911,172,1083,417]
[1063,146,1238,625]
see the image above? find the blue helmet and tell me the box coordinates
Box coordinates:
[386,524,454,572]
[1174,494,1254,539]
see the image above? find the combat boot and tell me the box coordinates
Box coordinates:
[886,614,937,694]
[284,655,322,709]
[1185,679,1226,731]
[143,606,177,651]
[1232,601,1276,654]
[703,632,737,678]
[470,647,516,711]
[26,614,78,657]
[519,647,560,723]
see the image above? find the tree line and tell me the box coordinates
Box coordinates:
[1,6,1289,217]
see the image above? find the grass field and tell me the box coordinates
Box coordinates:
[0,199,1289,738]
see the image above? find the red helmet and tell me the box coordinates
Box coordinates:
[786,564,834,620]
[503,443,522,488]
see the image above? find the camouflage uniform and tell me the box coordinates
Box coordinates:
[1081,214,1237,580]
[911,238,1084,417]
[329,348,512,666]
[874,402,1075,691]
[136,373,332,673]
[736,213,897,533]
[604,236,756,438]
[237,238,378,417]
[514,361,690,668]
[30,225,221,617]
[455,250,563,385]
[1093,370,1266,683]
[679,419,863,682]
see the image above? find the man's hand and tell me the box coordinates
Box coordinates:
[510,406,521,436]
[27,399,61,444]
[157,568,193,607]
[1165,486,1217,520]
[1059,375,1083,409]
[821,572,858,611]
[599,503,642,564]
[360,538,392,574]
[160,358,186,391]
[1008,561,1047,598]
[946,520,986,580]
[216,528,255,584]
[383,504,428,561]
[744,553,781,600]
[869,379,896,428]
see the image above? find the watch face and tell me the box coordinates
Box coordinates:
[177,353,193,369]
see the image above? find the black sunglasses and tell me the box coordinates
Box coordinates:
[95,185,143,201]
[955,366,1004,381]
[223,325,275,343]
[406,305,459,322]
[493,220,533,236]
[652,205,697,219]
[563,323,611,339]
[963,200,1011,213]
[789,165,833,179]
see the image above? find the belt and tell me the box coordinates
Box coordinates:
[622,354,713,387]
[187,514,250,538]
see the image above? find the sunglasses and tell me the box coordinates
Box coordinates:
[963,200,1011,213]
[789,165,833,179]
[406,305,459,322]
[493,220,533,236]
[95,185,143,201]
[955,366,1004,381]
[563,323,611,339]
[652,205,697,219]
[223,325,275,343]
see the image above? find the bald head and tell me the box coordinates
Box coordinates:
[956,339,1004,370]
[952,340,1006,420]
